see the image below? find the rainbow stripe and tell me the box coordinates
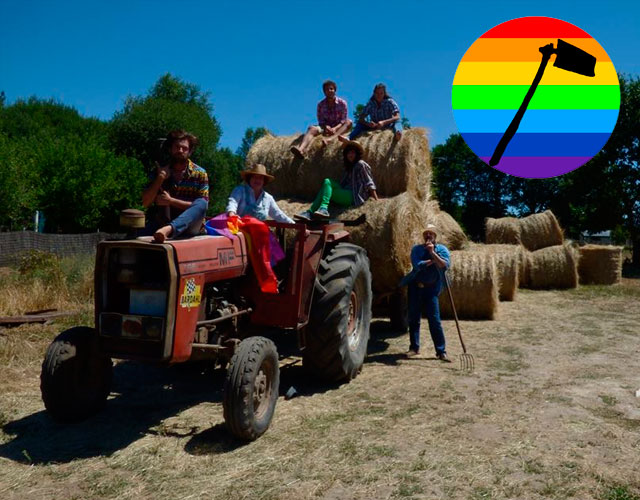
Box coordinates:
[452,17,620,178]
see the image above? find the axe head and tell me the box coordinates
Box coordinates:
[553,39,596,77]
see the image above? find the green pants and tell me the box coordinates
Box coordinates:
[310,178,354,212]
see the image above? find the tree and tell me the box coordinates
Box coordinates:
[110,73,221,170]
[0,91,5,108]
[237,127,269,161]
[557,74,640,263]
[209,147,243,214]
[432,133,512,240]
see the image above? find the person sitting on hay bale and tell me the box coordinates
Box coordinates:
[290,79,352,159]
[344,82,402,142]
[226,163,294,224]
[295,141,378,220]
[399,224,451,361]
[141,129,209,243]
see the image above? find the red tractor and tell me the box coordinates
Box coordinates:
[40,215,372,440]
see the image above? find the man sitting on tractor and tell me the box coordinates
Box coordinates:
[141,130,209,243]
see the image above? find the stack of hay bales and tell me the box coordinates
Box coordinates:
[468,243,526,301]
[248,128,467,297]
[484,210,578,290]
[578,245,623,285]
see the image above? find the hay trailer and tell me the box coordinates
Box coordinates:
[40,216,372,441]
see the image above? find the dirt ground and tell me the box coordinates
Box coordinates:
[1,280,639,500]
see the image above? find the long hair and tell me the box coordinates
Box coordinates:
[322,79,337,92]
[369,82,390,101]
[343,145,362,169]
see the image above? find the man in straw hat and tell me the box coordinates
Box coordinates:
[295,140,378,220]
[226,164,294,223]
[290,79,352,159]
[142,129,209,243]
[401,224,451,361]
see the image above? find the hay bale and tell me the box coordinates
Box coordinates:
[277,193,423,293]
[578,245,622,285]
[524,244,578,289]
[247,128,431,201]
[468,243,525,301]
[438,250,499,320]
[519,210,564,251]
[485,216,521,245]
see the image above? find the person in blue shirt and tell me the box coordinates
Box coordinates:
[402,224,451,360]
[226,164,294,224]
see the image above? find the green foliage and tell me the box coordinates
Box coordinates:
[18,250,64,285]
[432,133,512,240]
[0,134,37,229]
[27,134,146,232]
[109,73,221,169]
[208,147,243,214]
[0,91,5,107]
[237,127,269,161]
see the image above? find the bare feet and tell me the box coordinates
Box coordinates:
[337,135,349,144]
[321,137,330,147]
[290,146,304,159]
[153,225,173,243]
[395,130,403,141]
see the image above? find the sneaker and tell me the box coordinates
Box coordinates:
[405,349,420,358]
[294,210,312,221]
[313,208,330,219]
[436,352,451,363]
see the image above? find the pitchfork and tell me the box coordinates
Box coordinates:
[444,273,474,372]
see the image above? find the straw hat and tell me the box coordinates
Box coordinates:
[240,163,274,184]
[342,140,365,157]
[423,224,438,238]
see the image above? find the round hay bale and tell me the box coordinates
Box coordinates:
[424,201,468,251]
[468,243,525,301]
[519,210,564,251]
[524,244,578,289]
[277,193,423,293]
[578,244,622,285]
[438,250,499,320]
[485,216,521,245]
[246,128,431,201]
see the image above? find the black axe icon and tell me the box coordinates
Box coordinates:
[489,39,597,167]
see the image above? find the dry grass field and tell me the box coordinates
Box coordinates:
[1,261,639,500]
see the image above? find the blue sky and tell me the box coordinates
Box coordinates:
[2,0,638,152]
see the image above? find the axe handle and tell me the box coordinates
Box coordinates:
[490,43,555,167]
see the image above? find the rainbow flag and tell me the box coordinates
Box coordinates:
[452,17,620,178]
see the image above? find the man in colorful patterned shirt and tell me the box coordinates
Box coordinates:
[142,130,209,243]
[290,80,352,159]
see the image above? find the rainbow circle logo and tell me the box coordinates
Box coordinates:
[452,16,620,178]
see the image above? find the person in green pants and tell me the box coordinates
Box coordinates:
[295,141,378,220]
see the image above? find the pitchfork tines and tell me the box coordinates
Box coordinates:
[444,273,475,373]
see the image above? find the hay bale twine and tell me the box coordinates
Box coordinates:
[277,193,423,293]
[469,243,525,301]
[519,210,564,251]
[246,128,431,201]
[438,250,499,320]
[485,216,521,245]
[524,244,578,289]
[578,245,622,285]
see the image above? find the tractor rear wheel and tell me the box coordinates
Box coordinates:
[304,242,372,381]
[40,326,113,422]
[223,336,279,441]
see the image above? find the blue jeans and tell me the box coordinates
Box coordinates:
[407,283,446,355]
[143,198,208,238]
[349,122,397,140]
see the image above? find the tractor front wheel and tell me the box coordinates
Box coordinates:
[304,242,372,382]
[223,336,279,441]
[40,326,113,422]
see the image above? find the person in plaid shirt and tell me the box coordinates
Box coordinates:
[346,83,402,141]
[141,130,209,243]
[290,80,352,159]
